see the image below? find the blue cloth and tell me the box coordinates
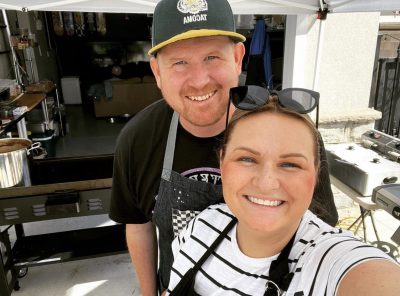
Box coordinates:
[247,19,273,89]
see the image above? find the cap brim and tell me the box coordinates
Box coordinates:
[148,29,246,56]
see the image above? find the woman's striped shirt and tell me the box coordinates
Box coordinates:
[167,203,395,296]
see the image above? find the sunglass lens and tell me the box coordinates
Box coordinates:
[231,85,269,110]
[230,86,248,107]
[279,89,317,113]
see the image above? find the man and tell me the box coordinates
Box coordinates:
[109,0,338,295]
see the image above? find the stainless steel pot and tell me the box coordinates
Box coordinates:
[0,138,37,188]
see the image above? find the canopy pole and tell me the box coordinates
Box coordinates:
[319,0,325,11]
[312,17,325,92]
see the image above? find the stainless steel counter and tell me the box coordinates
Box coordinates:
[0,177,127,296]
[0,178,112,199]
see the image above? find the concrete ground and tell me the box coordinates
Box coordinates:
[5,215,140,296]
[13,253,139,296]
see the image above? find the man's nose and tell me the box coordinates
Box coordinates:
[186,63,210,88]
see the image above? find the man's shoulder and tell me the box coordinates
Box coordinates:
[117,99,172,145]
[135,98,172,120]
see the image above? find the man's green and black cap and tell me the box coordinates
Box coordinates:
[148,0,246,55]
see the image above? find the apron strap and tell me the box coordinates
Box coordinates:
[169,217,237,296]
[264,232,296,296]
[195,217,237,268]
[161,111,179,181]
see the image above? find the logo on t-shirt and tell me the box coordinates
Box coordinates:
[181,167,221,185]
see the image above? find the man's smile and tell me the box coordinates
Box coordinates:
[187,90,217,102]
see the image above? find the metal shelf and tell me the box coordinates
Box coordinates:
[0,93,46,137]
[12,224,127,268]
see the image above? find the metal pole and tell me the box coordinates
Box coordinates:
[26,46,36,84]
[387,46,400,135]
[55,87,65,136]
[1,9,23,85]
[374,59,383,110]
[40,98,49,130]
[394,43,400,137]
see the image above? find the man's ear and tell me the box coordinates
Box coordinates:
[150,56,161,89]
[234,42,245,75]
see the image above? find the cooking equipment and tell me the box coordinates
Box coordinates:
[360,129,400,160]
[0,101,17,120]
[27,122,49,134]
[326,142,400,196]
[372,184,400,220]
[0,138,39,188]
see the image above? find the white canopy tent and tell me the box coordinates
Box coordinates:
[0,0,398,15]
[0,0,399,100]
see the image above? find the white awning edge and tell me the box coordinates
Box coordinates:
[0,3,25,11]
[121,0,157,7]
[259,0,321,12]
[28,0,91,11]
[0,0,321,14]
[325,0,400,13]
[0,0,398,14]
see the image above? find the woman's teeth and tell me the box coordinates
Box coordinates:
[188,91,214,101]
[247,196,283,207]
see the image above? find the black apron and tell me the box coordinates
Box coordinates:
[152,112,223,290]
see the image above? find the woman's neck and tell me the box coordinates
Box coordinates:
[235,222,300,258]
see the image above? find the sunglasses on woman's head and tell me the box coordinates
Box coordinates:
[226,85,320,128]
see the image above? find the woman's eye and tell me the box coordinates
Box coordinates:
[238,157,256,163]
[280,162,301,169]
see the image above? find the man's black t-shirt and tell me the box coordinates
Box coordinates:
[109,99,223,224]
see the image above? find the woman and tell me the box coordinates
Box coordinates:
[166,88,400,296]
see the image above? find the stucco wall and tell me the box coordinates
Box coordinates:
[317,12,380,115]
[284,12,382,143]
